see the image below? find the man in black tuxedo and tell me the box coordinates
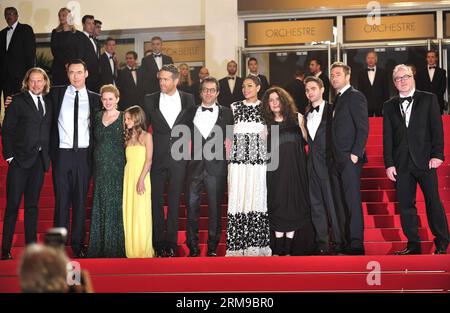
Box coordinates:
[0,7,36,102]
[218,60,244,108]
[191,66,210,105]
[139,36,173,101]
[49,59,101,258]
[309,58,330,101]
[330,62,369,255]
[285,69,308,114]
[1,68,52,260]
[248,57,270,99]
[185,77,233,257]
[99,37,118,86]
[78,15,100,93]
[117,51,140,110]
[357,51,389,117]
[142,64,196,257]
[383,64,449,255]
[416,50,447,114]
[304,76,345,255]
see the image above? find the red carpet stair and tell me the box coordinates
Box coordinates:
[0,116,449,292]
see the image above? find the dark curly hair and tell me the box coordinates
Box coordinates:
[261,87,298,125]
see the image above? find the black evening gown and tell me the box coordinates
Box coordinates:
[266,120,316,255]
[50,29,82,85]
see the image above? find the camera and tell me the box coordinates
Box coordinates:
[44,227,67,249]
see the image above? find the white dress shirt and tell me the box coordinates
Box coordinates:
[83,31,97,53]
[307,101,325,140]
[28,91,46,115]
[153,53,163,71]
[399,89,415,128]
[194,103,219,139]
[228,75,236,94]
[367,66,376,85]
[58,85,90,148]
[314,71,322,78]
[128,66,137,84]
[6,21,18,51]
[428,65,435,82]
[105,51,115,76]
[160,90,182,129]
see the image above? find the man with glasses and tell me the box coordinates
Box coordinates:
[383,64,449,255]
[185,77,233,257]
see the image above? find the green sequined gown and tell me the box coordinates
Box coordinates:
[88,111,126,258]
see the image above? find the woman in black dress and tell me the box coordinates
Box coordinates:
[177,63,194,94]
[262,86,316,256]
[50,8,82,85]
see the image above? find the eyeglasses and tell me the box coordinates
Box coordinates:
[394,75,411,83]
[201,88,217,94]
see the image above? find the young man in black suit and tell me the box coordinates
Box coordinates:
[416,50,447,114]
[1,68,52,260]
[218,60,244,108]
[309,58,330,101]
[142,64,196,257]
[357,51,389,117]
[0,7,36,102]
[117,51,140,110]
[330,62,369,255]
[304,76,345,255]
[139,36,174,100]
[49,59,101,258]
[185,77,233,257]
[78,15,100,92]
[99,37,118,86]
[248,57,270,99]
[383,64,449,255]
[190,66,210,105]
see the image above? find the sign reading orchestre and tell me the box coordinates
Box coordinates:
[344,13,436,42]
[144,39,205,63]
[246,18,335,47]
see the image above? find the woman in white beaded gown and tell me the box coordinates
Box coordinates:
[226,75,271,256]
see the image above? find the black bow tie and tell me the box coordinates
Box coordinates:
[429,66,436,70]
[228,76,235,80]
[400,96,413,103]
[311,105,320,113]
[109,56,114,59]
[153,54,162,58]
[7,26,13,31]
[89,35,94,39]
[130,68,137,71]
[201,107,213,112]
[366,68,375,71]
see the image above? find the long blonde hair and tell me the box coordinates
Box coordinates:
[55,8,76,33]
[124,106,147,144]
[177,63,193,87]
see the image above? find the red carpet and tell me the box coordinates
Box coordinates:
[0,116,449,293]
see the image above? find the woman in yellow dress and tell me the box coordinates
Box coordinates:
[122,106,154,258]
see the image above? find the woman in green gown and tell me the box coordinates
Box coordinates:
[88,84,126,258]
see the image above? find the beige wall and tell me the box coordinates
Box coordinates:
[0,0,204,33]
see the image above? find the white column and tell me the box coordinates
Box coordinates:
[204,0,239,79]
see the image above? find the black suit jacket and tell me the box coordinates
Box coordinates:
[138,54,173,99]
[99,52,117,86]
[285,78,308,114]
[306,101,334,179]
[319,72,330,102]
[143,90,196,171]
[383,90,444,171]
[357,67,389,114]
[218,76,245,108]
[49,86,101,163]
[416,67,447,112]
[77,31,100,92]
[2,92,52,170]
[186,104,233,179]
[0,22,35,85]
[332,86,369,164]
[256,74,270,99]
[117,67,140,110]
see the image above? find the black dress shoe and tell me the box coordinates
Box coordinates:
[346,247,365,255]
[189,248,200,257]
[165,248,175,257]
[155,248,166,258]
[207,249,217,257]
[433,248,447,255]
[1,251,12,260]
[394,247,421,255]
